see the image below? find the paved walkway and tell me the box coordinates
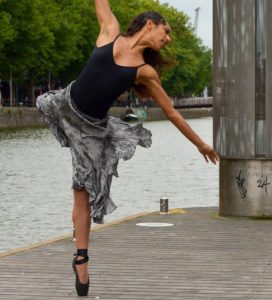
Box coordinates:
[1,207,272,299]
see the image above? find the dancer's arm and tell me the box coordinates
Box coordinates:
[137,66,219,164]
[94,0,120,46]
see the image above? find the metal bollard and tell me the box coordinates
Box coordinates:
[160,197,169,214]
[72,225,76,242]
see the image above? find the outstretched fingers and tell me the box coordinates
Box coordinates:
[206,149,219,164]
[199,144,219,164]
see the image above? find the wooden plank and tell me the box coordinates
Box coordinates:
[0,207,272,299]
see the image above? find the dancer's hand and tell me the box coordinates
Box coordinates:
[198,144,219,164]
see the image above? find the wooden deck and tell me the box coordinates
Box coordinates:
[1,207,272,299]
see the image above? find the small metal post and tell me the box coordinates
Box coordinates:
[72,225,76,242]
[160,197,169,214]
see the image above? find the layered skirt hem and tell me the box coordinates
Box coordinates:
[36,83,152,224]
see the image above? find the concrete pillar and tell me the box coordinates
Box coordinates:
[213,0,272,216]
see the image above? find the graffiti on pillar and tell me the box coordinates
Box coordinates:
[236,170,247,199]
[257,176,270,194]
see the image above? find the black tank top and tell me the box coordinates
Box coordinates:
[71,35,146,119]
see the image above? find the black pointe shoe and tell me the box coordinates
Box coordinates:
[72,249,90,296]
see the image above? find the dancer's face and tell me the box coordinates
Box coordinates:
[146,21,171,51]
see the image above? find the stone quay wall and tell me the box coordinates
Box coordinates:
[0,107,213,130]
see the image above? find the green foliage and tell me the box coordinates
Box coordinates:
[0,1,15,51]
[0,0,212,99]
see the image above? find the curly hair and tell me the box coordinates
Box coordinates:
[124,11,170,97]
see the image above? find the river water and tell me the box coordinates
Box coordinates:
[0,118,218,253]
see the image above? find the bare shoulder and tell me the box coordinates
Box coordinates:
[135,64,161,85]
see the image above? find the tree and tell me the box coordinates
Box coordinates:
[0,0,96,104]
[0,0,212,104]
[0,0,15,53]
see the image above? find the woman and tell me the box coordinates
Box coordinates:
[37,0,219,296]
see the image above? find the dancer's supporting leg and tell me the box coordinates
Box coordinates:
[72,189,91,284]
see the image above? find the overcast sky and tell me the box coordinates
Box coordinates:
[160,0,213,48]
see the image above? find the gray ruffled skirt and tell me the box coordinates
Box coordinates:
[36,83,152,224]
